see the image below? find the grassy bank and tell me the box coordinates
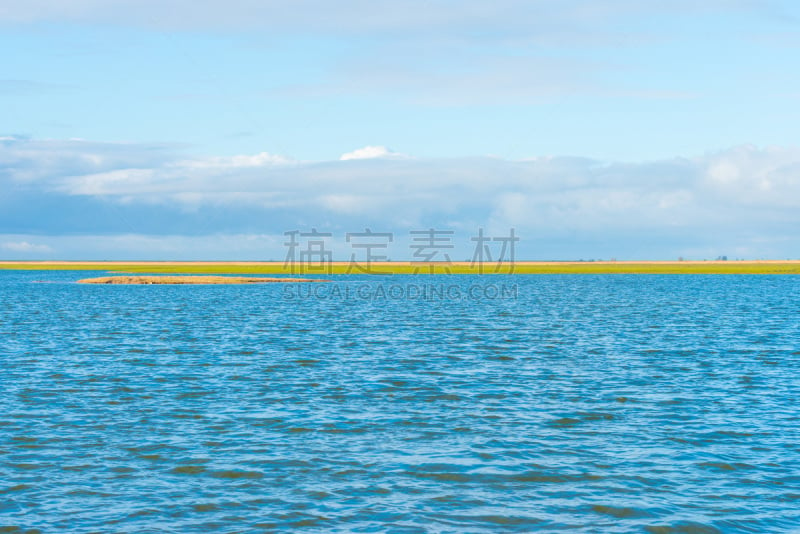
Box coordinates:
[3,261,800,274]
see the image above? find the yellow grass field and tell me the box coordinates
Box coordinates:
[3,260,800,274]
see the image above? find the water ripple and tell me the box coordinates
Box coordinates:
[1,272,799,532]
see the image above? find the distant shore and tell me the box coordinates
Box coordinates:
[77,275,327,285]
[3,260,800,275]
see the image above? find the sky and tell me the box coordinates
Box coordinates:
[2,0,800,260]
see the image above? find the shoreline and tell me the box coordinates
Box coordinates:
[2,260,799,265]
[2,260,800,275]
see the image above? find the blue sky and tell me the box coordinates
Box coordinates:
[2,1,800,260]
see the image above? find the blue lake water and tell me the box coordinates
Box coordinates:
[1,271,799,532]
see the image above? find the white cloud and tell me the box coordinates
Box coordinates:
[1,241,53,254]
[318,194,373,213]
[340,146,406,161]
[178,151,291,169]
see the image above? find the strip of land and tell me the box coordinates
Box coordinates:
[77,276,326,284]
[3,260,800,275]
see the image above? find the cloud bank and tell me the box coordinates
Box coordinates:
[2,136,800,260]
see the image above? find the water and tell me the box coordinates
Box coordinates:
[1,271,799,532]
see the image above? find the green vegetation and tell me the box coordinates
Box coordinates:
[2,261,800,274]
